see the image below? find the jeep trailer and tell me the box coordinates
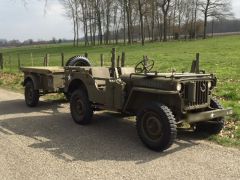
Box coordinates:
[21,54,232,152]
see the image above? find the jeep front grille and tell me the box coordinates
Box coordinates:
[183,81,209,110]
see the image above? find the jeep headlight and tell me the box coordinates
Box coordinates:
[176,83,182,91]
[208,81,212,88]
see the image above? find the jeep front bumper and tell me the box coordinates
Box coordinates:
[186,108,233,123]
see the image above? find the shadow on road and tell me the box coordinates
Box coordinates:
[0,99,203,164]
[0,99,67,115]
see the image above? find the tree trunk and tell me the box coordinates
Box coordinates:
[194,0,199,39]
[123,0,126,45]
[74,0,79,46]
[161,0,171,42]
[163,12,167,42]
[73,19,76,47]
[138,0,144,46]
[203,11,208,39]
[126,0,132,44]
[106,1,111,45]
[96,6,103,45]
[151,0,155,41]
[203,0,210,39]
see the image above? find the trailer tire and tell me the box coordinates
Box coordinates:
[195,99,224,134]
[136,103,177,152]
[24,81,39,107]
[70,89,93,125]
[65,56,91,66]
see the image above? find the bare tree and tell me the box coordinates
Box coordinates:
[158,0,172,42]
[138,0,145,45]
[60,0,79,46]
[58,0,233,45]
[199,0,232,39]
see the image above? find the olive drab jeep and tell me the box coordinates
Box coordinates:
[21,53,232,152]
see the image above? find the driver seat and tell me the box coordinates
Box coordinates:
[119,67,135,76]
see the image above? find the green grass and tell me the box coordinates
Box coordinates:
[0,35,240,148]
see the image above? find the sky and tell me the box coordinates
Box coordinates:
[0,0,240,42]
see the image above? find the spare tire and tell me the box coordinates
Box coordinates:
[65,56,91,66]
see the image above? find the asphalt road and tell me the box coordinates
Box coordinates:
[0,88,239,180]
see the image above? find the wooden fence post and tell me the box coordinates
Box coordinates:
[100,54,104,67]
[117,55,120,67]
[18,54,21,71]
[84,52,88,58]
[195,53,200,73]
[61,53,64,66]
[9,55,12,71]
[111,48,116,69]
[43,54,49,66]
[0,53,3,70]
[30,53,33,66]
[46,54,49,66]
[43,55,46,66]
[121,52,125,67]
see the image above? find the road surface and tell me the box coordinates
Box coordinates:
[0,88,239,180]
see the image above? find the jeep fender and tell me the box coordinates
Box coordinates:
[123,87,181,114]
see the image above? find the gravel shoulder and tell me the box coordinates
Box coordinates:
[0,88,239,180]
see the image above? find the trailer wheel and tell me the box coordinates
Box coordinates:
[195,99,224,134]
[65,56,91,66]
[70,89,93,125]
[24,81,39,107]
[136,103,177,152]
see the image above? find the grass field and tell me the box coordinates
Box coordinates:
[0,35,239,147]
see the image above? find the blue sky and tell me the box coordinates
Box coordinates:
[0,0,240,42]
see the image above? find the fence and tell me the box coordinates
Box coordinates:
[0,50,236,76]
[0,52,66,72]
[0,49,127,73]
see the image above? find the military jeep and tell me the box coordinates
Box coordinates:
[21,55,232,151]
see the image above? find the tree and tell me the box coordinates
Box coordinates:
[60,0,79,46]
[125,0,133,44]
[138,0,145,45]
[23,0,235,46]
[199,0,232,39]
[158,0,172,42]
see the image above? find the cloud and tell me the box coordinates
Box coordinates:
[0,0,74,41]
[0,0,239,41]
[232,0,240,18]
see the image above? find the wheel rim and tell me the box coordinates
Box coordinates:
[74,97,84,120]
[142,112,163,141]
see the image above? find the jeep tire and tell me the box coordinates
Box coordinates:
[195,99,224,134]
[136,103,177,152]
[70,89,93,125]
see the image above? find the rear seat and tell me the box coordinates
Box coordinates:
[89,67,110,89]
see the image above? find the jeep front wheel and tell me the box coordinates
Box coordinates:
[136,103,177,152]
[25,81,39,107]
[195,99,224,134]
[70,89,93,125]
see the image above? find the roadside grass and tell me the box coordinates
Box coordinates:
[0,35,239,148]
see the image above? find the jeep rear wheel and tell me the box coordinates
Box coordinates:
[25,81,39,107]
[195,99,224,134]
[136,103,177,152]
[70,89,93,125]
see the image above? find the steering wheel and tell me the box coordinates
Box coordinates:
[135,59,155,73]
